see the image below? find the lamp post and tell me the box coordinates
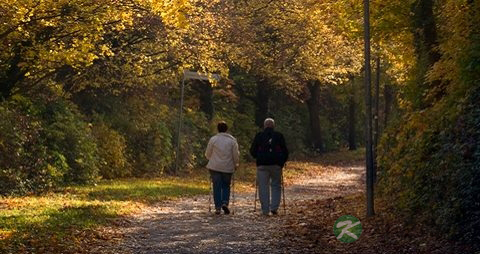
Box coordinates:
[174,71,220,174]
[364,0,375,217]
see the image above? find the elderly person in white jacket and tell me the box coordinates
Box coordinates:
[205,121,240,215]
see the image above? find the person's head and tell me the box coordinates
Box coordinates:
[264,118,275,129]
[217,121,228,133]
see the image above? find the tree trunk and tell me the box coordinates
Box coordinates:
[255,80,270,128]
[412,0,442,106]
[306,81,324,153]
[412,0,441,67]
[0,47,24,100]
[348,77,357,150]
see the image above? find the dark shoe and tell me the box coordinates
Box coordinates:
[222,205,230,215]
[262,211,270,216]
[215,208,221,215]
[271,210,278,215]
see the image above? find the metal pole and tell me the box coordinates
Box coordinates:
[254,178,258,212]
[175,75,186,175]
[364,0,375,217]
[282,169,286,215]
[208,175,212,213]
[231,172,235,215]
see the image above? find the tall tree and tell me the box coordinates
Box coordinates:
[411,0,442,107]
[254,79,271,128]
[306,81,324,152]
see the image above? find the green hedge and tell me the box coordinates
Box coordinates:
[41,99,100,184]
[378,86,480,243]
[0,96,135,194]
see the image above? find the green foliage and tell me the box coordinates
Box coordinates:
[41,99,100,184]
[0,96,103,194]
[75,89,179,175]
[73,86,217,175]
[0,0,203,100]
[378,87,480,243]
[210,85,257,161]
[0,97,68,195]
[377,0,480,247]
[91,121,130,179]
[452,87,480,243]
[178,111,210,170]
[306,83,365,153]
[230,113,258,160]
[129,121,174,176]
[269,94,310,155]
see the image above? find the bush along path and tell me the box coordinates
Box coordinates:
[92,159,366,254]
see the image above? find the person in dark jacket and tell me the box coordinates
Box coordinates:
[250,118,289,215]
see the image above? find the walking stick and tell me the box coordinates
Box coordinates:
[231,171,235,215]
[254,178,258,212]
[208,175,212,213]
[282,165,286,215]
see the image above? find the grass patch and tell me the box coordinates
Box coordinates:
[0,177,209,253]
[0,149,365,253]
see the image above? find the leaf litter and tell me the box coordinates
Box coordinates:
[86,160,475,253]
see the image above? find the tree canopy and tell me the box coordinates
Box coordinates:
[0,0,479,248]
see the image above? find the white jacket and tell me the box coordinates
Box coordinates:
[205,133,240,173]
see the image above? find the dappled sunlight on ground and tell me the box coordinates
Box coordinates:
[93,161,365,253]
[287,165,364,198]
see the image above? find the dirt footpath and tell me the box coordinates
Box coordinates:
[93,163,364,254]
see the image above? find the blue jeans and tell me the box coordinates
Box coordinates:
[257,165,282,214]
[209,170,232,209]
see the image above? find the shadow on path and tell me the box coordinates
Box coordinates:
[94,164,364,254]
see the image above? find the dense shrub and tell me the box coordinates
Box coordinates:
[378,8,480,245]
[129,121,174,176]
[378,86,480,243]
[92,121,131,179]
[177,111,211,170]
[0,97,68,195]
[74,90,181,175]
[41,100,100,184]
[230,113,258,160]
[0,96,103,195]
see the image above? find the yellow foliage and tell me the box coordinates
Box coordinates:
[427,0,472,96]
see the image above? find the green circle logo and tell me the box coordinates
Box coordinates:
[333,215,362,243]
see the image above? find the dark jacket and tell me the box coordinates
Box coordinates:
[250,128,289,167]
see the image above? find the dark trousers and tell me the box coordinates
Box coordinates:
[209,170,232,209]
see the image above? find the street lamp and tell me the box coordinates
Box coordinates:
[363,0,375,217]
[174,70,221,174]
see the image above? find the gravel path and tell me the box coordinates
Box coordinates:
[95,164,364,254]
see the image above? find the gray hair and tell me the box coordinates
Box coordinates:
[264,118,275,128]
